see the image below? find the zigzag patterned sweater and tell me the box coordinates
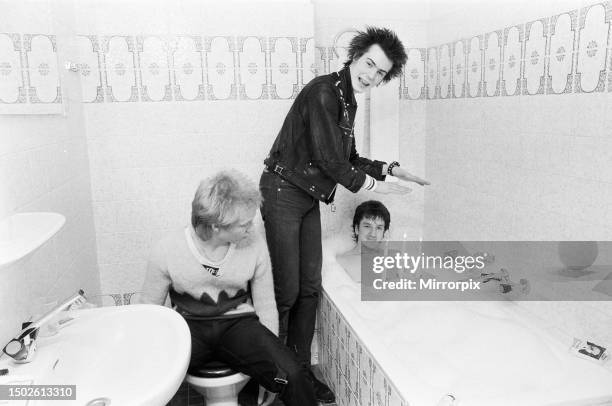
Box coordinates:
[141,227,278,335]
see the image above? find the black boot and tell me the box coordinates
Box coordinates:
[308,370,335,403]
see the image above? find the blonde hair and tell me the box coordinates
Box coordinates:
[191,170,261,240]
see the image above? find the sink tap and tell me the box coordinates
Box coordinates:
[2,290,86,363]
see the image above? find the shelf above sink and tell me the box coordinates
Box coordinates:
[0,212,66,269]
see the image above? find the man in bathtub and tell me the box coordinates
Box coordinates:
[140,170,316,405]
[337,201,528,298]
[337,200,391,282]
[260,26,429,403]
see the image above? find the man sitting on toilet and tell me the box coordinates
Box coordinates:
[140,169,316,405]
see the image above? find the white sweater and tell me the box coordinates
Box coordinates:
[141,227,279,335]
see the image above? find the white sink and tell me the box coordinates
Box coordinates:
[0,212,66,269]
[0,304,191,406]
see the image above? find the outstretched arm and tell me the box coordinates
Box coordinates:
[384,165,430,186]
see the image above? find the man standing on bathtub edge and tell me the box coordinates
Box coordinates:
[260,26,429,402]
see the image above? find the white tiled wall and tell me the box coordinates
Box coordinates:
[73,0,315,302]
[421,0,612,360]
[78,0,427,302]
[0,1,63,114]
[0,0,100,346]
[2,1,428,312]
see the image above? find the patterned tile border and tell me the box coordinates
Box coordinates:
[0,32,63,113]
[3,2,607,110]
[414,1,612,100]
[95,292,138,306]
[79,35,318,102]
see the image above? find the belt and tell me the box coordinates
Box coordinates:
[270,163,287,177]
[263,161,288,177]
[263,161,335,204]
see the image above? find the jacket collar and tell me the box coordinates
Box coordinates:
[337,66,357,107]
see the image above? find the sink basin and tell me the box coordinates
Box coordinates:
[0,304,191,406]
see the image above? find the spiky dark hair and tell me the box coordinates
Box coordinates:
[344,26,407,83]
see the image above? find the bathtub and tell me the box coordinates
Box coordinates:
[317,245,612,406]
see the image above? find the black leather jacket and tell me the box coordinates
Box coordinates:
[264,67,386,203]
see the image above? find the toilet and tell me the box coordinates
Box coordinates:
[186,361,250,406]
[185,361,275,406]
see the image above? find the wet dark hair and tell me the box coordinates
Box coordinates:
[352,200,391,242]
[344,26,407,83]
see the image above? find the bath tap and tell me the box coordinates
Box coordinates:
[478,269,530,295]
[478,268,510,283]
[2,290,87,363]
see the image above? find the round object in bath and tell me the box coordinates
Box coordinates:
[558,241,598,271]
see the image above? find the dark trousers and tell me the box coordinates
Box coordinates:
[259,171,322,368]
[187,315,316,406]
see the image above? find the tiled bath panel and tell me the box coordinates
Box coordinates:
[318,292,408,406]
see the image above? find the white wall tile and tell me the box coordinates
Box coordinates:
[104,36,139,102]
[575,3,609,93]
[467,36,483,98]
[548,12,575,94]
[524,19,547,95]
[99,262,147,295]
[484,31,502,97]
[439,44,452,99]
[96,231,151,265]
[502,26,523,96]
[238,36,267,100]
[425,1,612,352]
[138,36,171,102]
[426,47,439,99]
[207,36,236,100]
[172,35,205,101]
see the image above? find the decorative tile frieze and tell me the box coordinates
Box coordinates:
[575,2,610,93]
[402,1,610,101]
[0,33,27,106]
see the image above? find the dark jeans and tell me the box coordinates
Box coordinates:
[187,315,316,406]
[259,170,322,368]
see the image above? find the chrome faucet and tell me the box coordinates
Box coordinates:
[2,290,86,363]
[478,269,530,295]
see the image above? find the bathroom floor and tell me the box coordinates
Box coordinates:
[167,365,336,406]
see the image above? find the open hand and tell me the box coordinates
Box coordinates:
[374,182,412,195]
[393,167,430,186]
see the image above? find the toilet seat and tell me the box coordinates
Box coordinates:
[188,360,244,378]
[186,361,249,387]
[185,361,275,406]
